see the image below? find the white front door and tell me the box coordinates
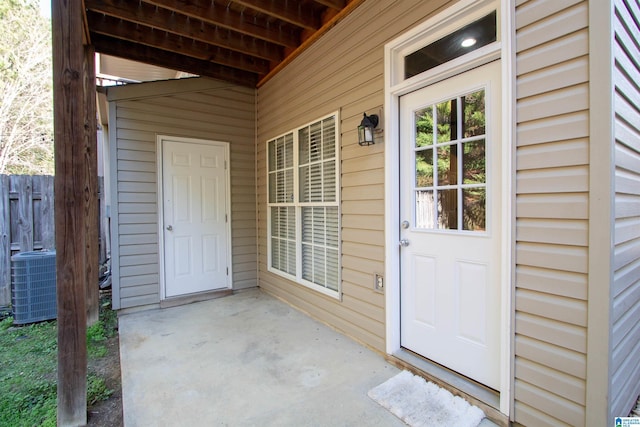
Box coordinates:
[162,138,230,298]
[399,61,502,390]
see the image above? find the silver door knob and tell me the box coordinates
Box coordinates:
[166,225,173,231]
[399,239,410,247]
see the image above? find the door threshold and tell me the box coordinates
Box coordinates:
[160,289,233,309]
[389,349,508,427]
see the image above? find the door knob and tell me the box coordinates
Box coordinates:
[399,239,410,247]
[166,225,173,231]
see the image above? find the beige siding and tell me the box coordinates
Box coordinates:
[514,1,589,425]
[612,0,640,417]
[109,78,256,309]
[256,0,451,352]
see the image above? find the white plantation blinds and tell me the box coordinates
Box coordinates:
[301,206,339,290]
[299,118,336,203]
[268,134,296,275]
[299,116,338,291]
[267,113,340,296]
[270,206,296,275]
[268,134,294,204]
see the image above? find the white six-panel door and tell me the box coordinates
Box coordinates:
[399,61,502,390]
[162,138,230,297]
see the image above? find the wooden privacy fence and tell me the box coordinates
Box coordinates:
[0,175,108,307]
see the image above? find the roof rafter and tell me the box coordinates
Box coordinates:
[312,0,346,11]
[232,0,321,30]
[91,34,259,87]
[85,0,284,62]
[87,11,271,75]
[83,0,359,87]
[143,0,300,48]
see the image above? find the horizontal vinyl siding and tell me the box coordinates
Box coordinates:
[612,0,640,418]
[256,0,451,352]
[514,1,589,425]
[111,79,256,309]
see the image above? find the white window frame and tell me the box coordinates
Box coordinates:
[267,111,341,299]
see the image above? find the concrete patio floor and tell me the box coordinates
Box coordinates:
[118,288,497,426]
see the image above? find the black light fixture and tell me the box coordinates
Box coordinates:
[358,113,379,146]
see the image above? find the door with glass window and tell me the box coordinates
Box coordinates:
[399,61,501,389]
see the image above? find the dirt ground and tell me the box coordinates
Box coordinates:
[87,329,123,426]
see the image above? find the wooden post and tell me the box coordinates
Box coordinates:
[85,45,99,326]
[53,0,90,424]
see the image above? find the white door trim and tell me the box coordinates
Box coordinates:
[383,0,515,417]
[156,135,233,301]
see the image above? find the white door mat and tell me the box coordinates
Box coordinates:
[368,371,486,427]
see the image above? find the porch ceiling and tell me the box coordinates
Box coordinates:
[83,0,362,88]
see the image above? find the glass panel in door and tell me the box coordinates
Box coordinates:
[412,88,486,232]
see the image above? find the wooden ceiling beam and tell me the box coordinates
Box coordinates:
[143,0,300,48]
[84,0,284,62]
[258,0,366,87]
[232,0,320,31]
[87,12,270,75]
[83,0,363,87]
[91,34,259,87]
[312,0,346,11]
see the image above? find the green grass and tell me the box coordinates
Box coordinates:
[0,299,117,426]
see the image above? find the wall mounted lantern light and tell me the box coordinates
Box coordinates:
[358,113,379,146]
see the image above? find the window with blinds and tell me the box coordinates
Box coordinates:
[267,113,340,297]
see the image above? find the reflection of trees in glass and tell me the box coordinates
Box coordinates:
[462,90,486,230]
[462,84,486,230]
[463,140,485,185]
[437,100,455,142]
[462,139,485,230]
[438,144,457,186]
[415,107,434,188]
[438,189,457,230]
[415,149,433,187]
[415,107,433,147]
[463,188,485,231]
[463,90,485,137]
[413,89,487,231]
